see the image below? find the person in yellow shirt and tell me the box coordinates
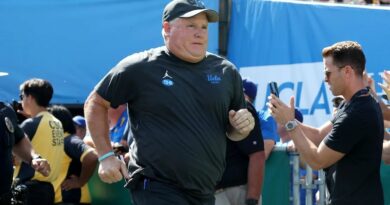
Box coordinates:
[49,105,98,205]
[14,78,65,205]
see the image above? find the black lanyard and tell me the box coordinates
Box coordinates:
[348,87,370,103]
[334,88,370,121]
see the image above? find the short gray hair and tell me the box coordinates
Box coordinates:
[162,18,178,43]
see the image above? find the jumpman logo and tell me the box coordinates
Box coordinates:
[162,70,172,79]
[161,70,174,87]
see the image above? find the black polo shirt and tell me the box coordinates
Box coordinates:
[96,46,246,198]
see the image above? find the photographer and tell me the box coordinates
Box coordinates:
[268,41,384,205]
[0,101,50,205]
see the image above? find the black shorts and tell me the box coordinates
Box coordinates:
[130,177,215,205]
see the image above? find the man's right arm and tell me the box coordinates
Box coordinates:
[84,91,111,155]
[84,91,128,183]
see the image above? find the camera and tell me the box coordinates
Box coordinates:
[10,178,28,205]
[269,81,279,97]
[11,184,28,205]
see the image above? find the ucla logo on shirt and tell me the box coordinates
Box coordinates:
[161,70,174,87]
[207,74,221,84]
[162,79,174,86]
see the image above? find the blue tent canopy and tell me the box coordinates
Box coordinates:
[0,0,218,104]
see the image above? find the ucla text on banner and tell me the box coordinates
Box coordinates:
[229,0,390,126]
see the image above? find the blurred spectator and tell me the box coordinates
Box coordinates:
[378,70,390,120]
[108,104,129,154]
[84,104,129,152]
[274,109,312,205]
[259,109,278,160]
[331,96,344,116]
[383,140,390,164]
[73,115,86,139]
[376,70,390,164]
[215,78,265,205]
[49,105,98,205]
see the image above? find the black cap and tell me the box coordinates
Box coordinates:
[162,0,219,23]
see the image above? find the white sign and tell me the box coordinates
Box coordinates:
[240,62,334,127]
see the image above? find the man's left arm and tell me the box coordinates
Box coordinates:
[246,151,265,201]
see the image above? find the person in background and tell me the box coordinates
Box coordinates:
[83,0,255,204]
[259,89,302,160]
[73,115,87,139]
[108,104,129,155]
[268,107,308,205]
[83,104,129,156]
[15,78,65,205]
[383,140,390,164]
[371,70,390,164]
[268,41,384,205]
[49,105,98,205]
[0,101,50,205]
[108,104,128,145]
[331,96,344,116]
[259,109,278,160]
[378,70,390,120]
[362,71,390,162]
[215,78,265,205]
